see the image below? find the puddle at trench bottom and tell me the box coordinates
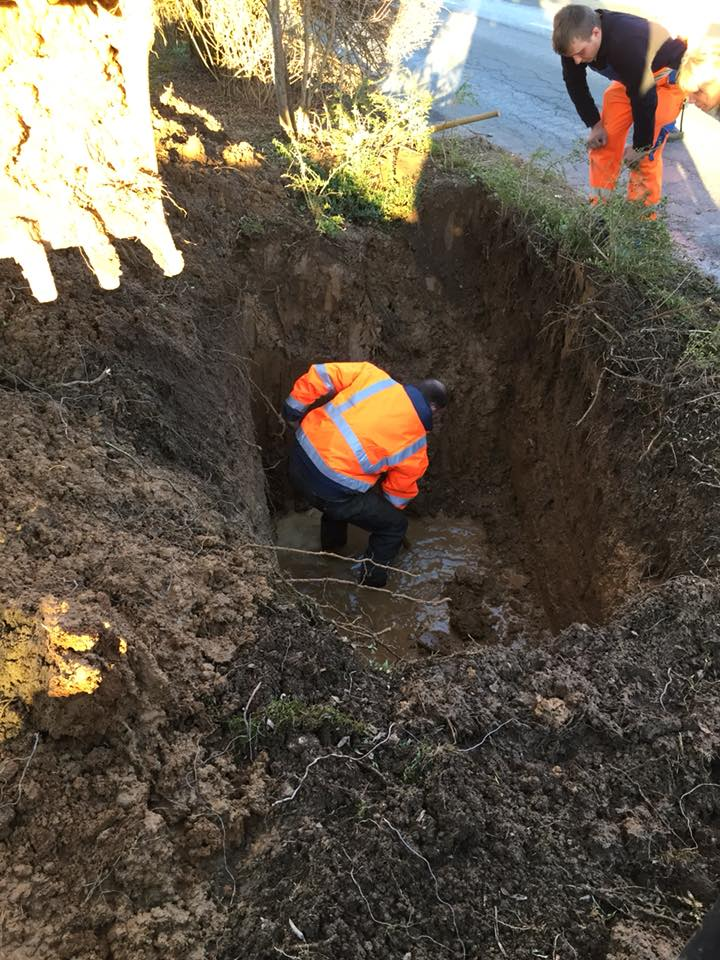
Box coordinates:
[275,508,491,661]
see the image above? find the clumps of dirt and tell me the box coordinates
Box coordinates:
[1,58,719,960]
[0,367,282,956]
[219,577,720,960]
[607,923,679,960]
[0,599,130,740]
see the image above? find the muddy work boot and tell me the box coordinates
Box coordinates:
[352,553,387,588]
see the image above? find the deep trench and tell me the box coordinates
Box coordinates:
[243,181,672,644]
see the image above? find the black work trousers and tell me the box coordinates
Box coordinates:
[288,457,408,586]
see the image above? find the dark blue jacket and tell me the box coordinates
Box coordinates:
[561,10,686,149]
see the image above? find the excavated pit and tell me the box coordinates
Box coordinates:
[246,181,682,654]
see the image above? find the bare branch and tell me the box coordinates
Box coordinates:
[381,817,466,960]
[287,577,449,606]
[575,368,606,427]
[493,906,507,957]
[56,367,112,389]
[679,781,720,847]
[245,541,422,579]
[244,681,262,760]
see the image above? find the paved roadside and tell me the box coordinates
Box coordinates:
[411,0,720,281]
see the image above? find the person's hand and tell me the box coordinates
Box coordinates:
[587,122,608,149]
[623,146,646,167]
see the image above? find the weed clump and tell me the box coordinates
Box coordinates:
[275,82,431,235]
[402,741,437,783]
[228,696,367,754]
[439,143,676,282]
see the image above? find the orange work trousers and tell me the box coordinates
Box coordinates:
[589,73,686,207]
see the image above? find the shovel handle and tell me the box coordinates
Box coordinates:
[430,110,500,134]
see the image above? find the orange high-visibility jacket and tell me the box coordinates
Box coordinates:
[285,362,430,509]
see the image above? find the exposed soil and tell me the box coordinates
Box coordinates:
[1,63,720,960]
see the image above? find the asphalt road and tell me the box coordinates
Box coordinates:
[410,0,720,281]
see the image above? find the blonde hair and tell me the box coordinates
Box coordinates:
[678,41,720,94]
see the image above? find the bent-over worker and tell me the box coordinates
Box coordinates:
[552,4,687,210]
[283,361,448,588]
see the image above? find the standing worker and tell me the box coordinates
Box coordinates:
[283,361,447,588]
[552,5,687,211]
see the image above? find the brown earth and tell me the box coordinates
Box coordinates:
[1,62,720,960]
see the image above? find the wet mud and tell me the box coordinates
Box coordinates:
[1,64,719,960]
[275,508,510,661]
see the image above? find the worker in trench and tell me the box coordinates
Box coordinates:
[552,4,687,213]
[282,361,448,588]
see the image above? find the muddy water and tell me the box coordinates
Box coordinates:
[274,509,490,662]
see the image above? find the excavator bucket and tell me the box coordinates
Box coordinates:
[0,0,183,302]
